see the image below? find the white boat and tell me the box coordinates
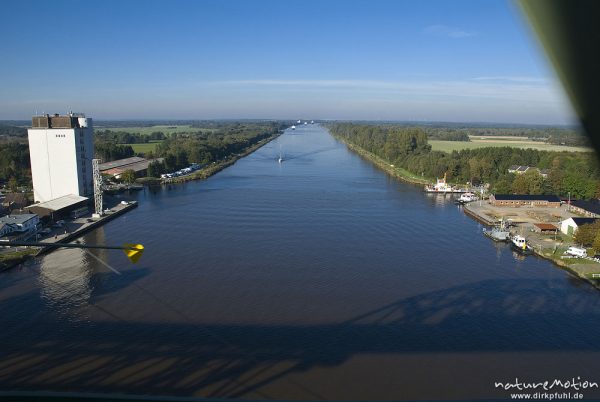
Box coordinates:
[291,125,296,130]
[459,192,478,202]
[511,234,533,254]
[424,173,469,193]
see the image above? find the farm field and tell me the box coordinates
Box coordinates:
[97,125,218,135]
[430,138,593,153]
[97,125,190,135]
[125,141,162,154]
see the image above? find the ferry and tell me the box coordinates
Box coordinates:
[424,173,469,193]
[510,234,533,255]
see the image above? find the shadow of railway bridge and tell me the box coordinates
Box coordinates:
[1,276,600,399]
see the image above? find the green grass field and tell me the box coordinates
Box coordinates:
[99,125,218,135]
[429,139,593,153]
[125,141,162,154]
[97,126,192,135]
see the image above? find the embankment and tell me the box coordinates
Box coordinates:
[331,134,430,186]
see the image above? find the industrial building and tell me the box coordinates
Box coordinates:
[489,194,561,208]
[27,113,94,203]
[24,194,89,221]
[568,200,600,217]
[99,156,164,179]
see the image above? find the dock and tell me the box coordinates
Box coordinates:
[36,201,138,256]
[462,204,497,226]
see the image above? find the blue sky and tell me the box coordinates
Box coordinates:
[0,0,575,124]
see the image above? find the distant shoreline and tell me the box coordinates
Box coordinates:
[157,131,283,185]
[329,132,431,186]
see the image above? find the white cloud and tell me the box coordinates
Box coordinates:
[471,76,548,83]
[423,24,476,38]
[203,78,558,103]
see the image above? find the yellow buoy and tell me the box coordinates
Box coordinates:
[122,243,144,264]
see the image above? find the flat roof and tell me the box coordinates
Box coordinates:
[99,157,146,171]
[493,194,561,202]
[26,194,88,212]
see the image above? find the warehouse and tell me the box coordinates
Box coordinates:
[99,157,164,179]
[24,194,89,222]
[489,194,561,208]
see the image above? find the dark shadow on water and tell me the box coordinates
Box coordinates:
[2,277,600,398]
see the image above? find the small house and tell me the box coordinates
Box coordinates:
[1,193,28,212]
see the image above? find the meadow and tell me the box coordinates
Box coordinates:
[98,125,217,135]
[429,136,593,153]
[124,141,162,154]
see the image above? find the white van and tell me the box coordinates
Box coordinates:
[565,246,587,257]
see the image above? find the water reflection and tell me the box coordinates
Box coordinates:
[39,246,91,317]
[38,228,113,320]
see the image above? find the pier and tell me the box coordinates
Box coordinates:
[36,201,138,256]
[462,204,497,226]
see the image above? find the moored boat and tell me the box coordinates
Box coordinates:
[510,234,533,254]
[483,219,510,242]
[424,173,469,193]
[459,192,478,202]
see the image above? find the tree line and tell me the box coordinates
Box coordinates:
[0,141,30,189]
[144,122,285,176]
[330,122,590,146]
[326,123,600,199]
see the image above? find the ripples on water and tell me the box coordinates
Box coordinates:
[2,125,600,400]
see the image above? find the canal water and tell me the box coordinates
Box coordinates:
[2,125,600,400]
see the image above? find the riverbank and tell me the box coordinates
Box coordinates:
[330,133,430,185]
[161,132,283,185]
[463,203,600,290]
[0,248,38,272]
[335,131,600,291]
